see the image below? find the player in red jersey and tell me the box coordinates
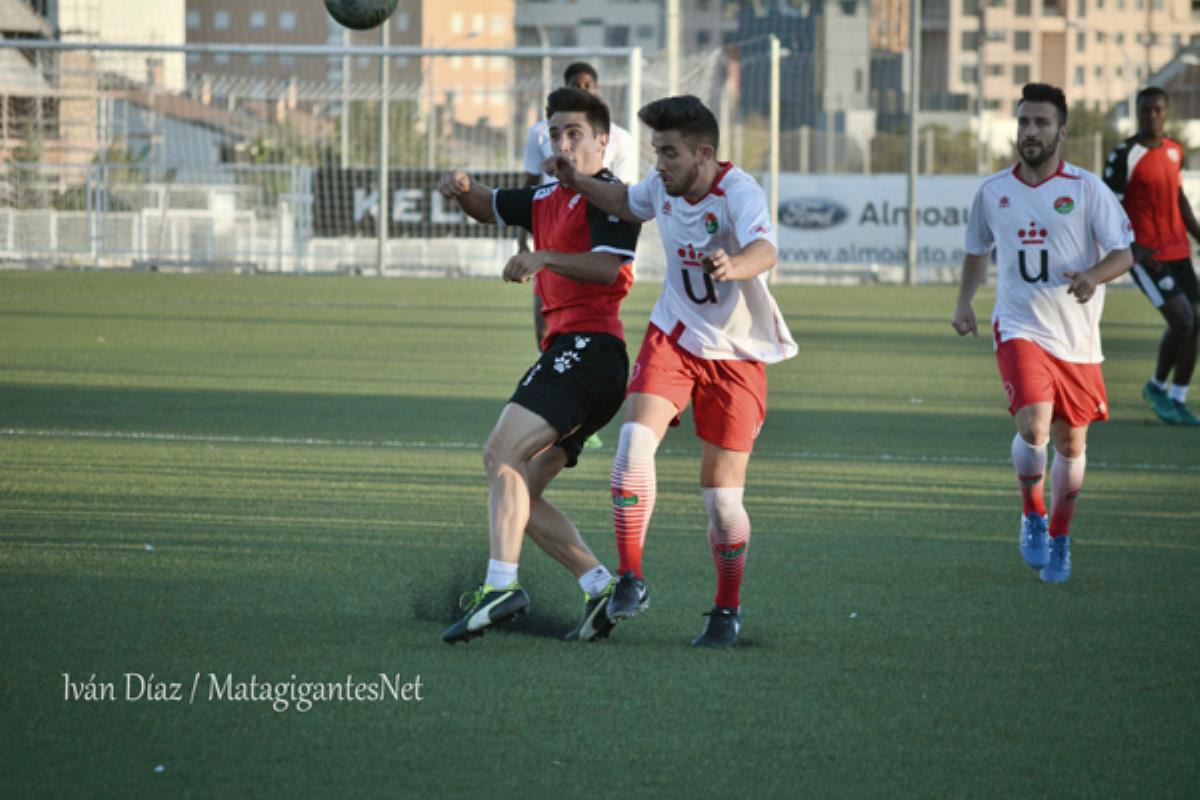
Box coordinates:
[952,83,1133,584]
[1103,87,1200,426]
[436,88,641,644]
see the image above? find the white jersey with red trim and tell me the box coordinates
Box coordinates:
[965,160,1133,363]
[626,163,797,363]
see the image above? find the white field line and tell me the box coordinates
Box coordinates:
[2,427,1198,473]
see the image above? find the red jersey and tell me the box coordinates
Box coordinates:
[494,172,639,350]
[1102,136,1191,261]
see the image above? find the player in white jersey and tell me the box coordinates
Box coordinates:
[546,95,797,647]
[952,83,1133,584]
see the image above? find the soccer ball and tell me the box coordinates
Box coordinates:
[323,0,399,30]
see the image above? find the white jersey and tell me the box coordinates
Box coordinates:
[523,118,637,184]
[627,163,797,363]
[965,161,1133,364]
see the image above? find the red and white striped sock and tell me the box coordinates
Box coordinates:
[611,423,658,578]
[1049,449,1086,538]
[1011,433,1048,516]
[704,487,751,609]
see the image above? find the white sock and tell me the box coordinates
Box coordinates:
[1011,433,1047,477]
[485,559,518,589]
[1168,383,1188,403]
[1151,376,1168,391]
[577,565,612,596]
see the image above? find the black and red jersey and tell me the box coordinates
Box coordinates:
[1103,136,1190,261]
[494,171,639,350]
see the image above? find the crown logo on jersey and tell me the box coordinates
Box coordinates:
[661,200,672,215]
[999,196,1010,209]
[676,243,706,268]
[1018,222,1048,245]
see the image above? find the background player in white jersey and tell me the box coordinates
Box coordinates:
[951,83,1133,584]
[546,95,797,647]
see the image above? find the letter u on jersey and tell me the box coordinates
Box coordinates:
[1018,249,1049,283]
[681,270,718,304]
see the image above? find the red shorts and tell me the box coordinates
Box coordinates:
[994,334,1108,428]
[627,322,767,452]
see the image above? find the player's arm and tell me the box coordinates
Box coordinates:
[702,239,776,283]
[516,172,541,253]
[436,170,495,223]
[952,253,990,337]
[542,155,643,224]
[1064,247,1133,304]
[1180,189,1200,245]
[502,250,625,285]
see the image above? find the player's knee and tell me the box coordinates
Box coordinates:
[616,422,658,462]
[703,487,746,531]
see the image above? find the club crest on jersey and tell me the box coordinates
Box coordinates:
[1053,197,1075,215]
[999,196,1011,209]
[1167,148,1180,163]
[704,212,718,234]
[568,194,583,210]
[661,200,672,215]
[1018,223,1048,245]
[677,243,706,268]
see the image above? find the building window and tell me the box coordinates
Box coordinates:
[280,55,296,67]
[186,52,200,65]
[1094,65,1104,78]
[1075,0,1086,13]
[1114,32,1123,44]
[1013,64,1030,84]
[213,10,230,30]
[214,52,230,65]
[280,11,296,31]
[1043,0,1062,14]
[1015,0,1031,13]
[472,56,484,69]
[607,25,631,47]
[250,53,266,66]
[1074,65,1085,84]
[697,30,711,47]
[962,31,980,49]
[961,65,978,84]
[1075,31,1085,50]
[963,0,980,13]
[450,56,463,69]
[1014,30,1031,50]
[250,11,266,29]
[451,14,464,34]
[186,10,200,30]
[394,12,410,32]
[491,15,506,35]
[637,24,655,38]
[988,63,1005,76]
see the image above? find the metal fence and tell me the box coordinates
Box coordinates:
[1,36,1186,283]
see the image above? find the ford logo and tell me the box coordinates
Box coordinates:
[779,198,848,230]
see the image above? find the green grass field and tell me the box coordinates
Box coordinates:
[1,272,1197,797]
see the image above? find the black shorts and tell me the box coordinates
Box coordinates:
[1130,258,1198,308]
[510,332,629,468]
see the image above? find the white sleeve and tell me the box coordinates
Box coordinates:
[964,187,994,255]
[521,123,545,177]
[727,177,776,249]
[606,125,639,184]
[626,172,658,222]
[1087,175,1135,254]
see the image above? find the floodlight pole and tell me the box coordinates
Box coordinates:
[905,0,921,286]
[629,47,642,173]
[377,22,390,277]
[769,36,780,285]
[341,28,350,169]
[666,0,679,95]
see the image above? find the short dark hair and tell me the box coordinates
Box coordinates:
[546,86,611,135]
[1019,83,1068,126]
[637,94,720,151]
[1136,86,1169,108]
[563,62,598,86]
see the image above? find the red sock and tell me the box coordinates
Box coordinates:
[704,488,751,609]
[1012,434,1047,516]
[1049,450,1086,537]
[611,424,657,578]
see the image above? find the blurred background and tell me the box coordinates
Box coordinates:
[1,0,1197,281]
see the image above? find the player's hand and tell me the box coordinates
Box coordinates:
[950,303,977,337]
[502,252,544,283]
[542,155,577,187]
[436,170,470,198]
[700,249,736,282]
[1064,269,1099,303]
